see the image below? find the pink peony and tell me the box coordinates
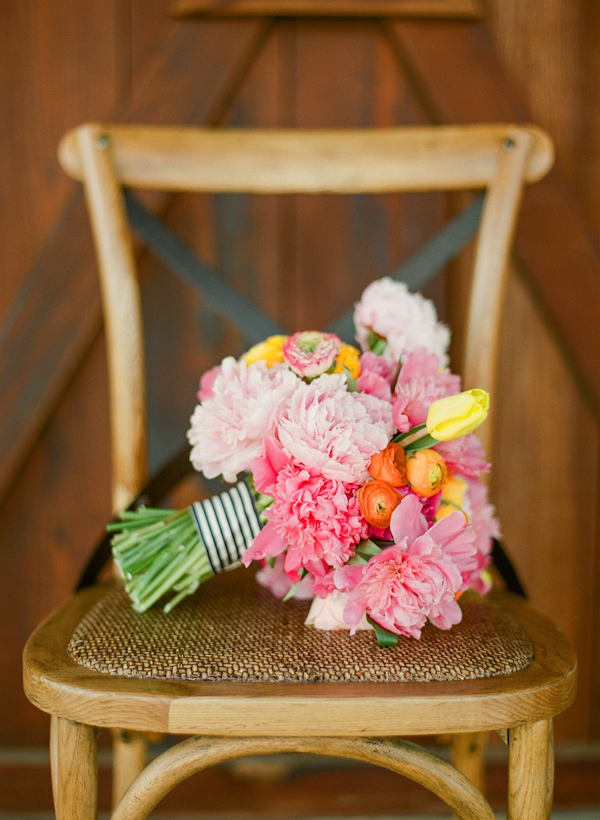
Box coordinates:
[356,352,396,401]
[282,331,342,379]
[392,349,461,430]
[353,278,450,366]
[255,556,314,600]
[435,434,490,477]
[243,461,368,581]
[196,364,221,402]
[334,494,476,638]
[305,589,371,630]
[187,358,298,482]
[462,476,500,594]
[274,373,395,483]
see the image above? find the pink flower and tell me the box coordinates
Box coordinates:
[305,590,371,630]
[334,494,476,638]
[255,556,314,600]
[356,352,396,400]
[187,358,298,482]
[462,476,500,594]
[275,373,395,483]
[196,365,221,402]
[243,462,368,581]
[282,331,341,379]
[392,349,461,430]
[354,278,450,366]
[436,434,491,477]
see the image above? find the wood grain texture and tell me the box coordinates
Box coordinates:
[171,0,483,18]
[6,744,600,815]
[76,125,149,512]
[0,17,266,508]
[508,719,552,820]
[491,271,597,742]
[111,735,495,820]
[111,730,148,810]
[23,584,576,737]
[50,716,97,820]
[58,124,553,193]
[387,19,600,417]
[451,732,486,794]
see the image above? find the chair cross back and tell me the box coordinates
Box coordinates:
[59,123,552,511]
[23,123,576,820]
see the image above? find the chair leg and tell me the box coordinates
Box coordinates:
[112,728,148,809]
[50,715,98,820]
[508,718,553,820]
[450,731,486,791]
[450,731,486,820]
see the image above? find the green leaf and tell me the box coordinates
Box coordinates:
[403,433,440,452]
[367,616,399,648]
[347,553,369,565]
[283,569,307,601]
[367,330,388,356]
[342,366,359,393]
[394,423,426,443]
[355,539,382,558]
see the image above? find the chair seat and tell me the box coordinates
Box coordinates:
[67,567,533,684]
[24,567,576,739]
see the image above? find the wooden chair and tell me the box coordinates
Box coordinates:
[24,123,576,820]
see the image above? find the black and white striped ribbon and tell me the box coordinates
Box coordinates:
[188,481,263,575]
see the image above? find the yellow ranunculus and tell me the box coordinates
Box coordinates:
[442,474,466,507]
[333,343,361,379]
[426,389,489,441]
[435,475,468,523]
[243,335,287,368]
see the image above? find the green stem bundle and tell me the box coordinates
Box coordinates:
[109,507,212,613]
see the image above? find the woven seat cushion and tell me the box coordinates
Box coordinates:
[68,568,533,683]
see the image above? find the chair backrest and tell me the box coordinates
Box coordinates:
[58,123,553,513]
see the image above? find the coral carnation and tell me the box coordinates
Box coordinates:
[244,463,368,581]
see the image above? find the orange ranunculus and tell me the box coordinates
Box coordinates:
[368,442,407,486]
[405,449,447,498]
[357,480,401,528]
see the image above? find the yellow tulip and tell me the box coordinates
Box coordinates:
[426,389,489,441]
[243,335,287,368]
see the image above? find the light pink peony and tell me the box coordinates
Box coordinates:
[255,556,314,600]
[392,349,461,430]
[274,373,395,483]
[243,460,368,581]
[334,494,475,638]
[356,352,396,401]
[305,589,371,630]
[462,476,500,594]
[435,434,491,477]
[282,331,342,379]
[196,364,221,402]
[187,358,298,482]
[354,278,450,366]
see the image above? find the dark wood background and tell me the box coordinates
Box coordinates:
[2,0,600,813]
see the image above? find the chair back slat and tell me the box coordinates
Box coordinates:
[61,124,552,193]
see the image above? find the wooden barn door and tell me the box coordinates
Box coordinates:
[1,1,600,813]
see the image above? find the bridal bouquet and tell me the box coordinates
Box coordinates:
[110,278,499,646]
